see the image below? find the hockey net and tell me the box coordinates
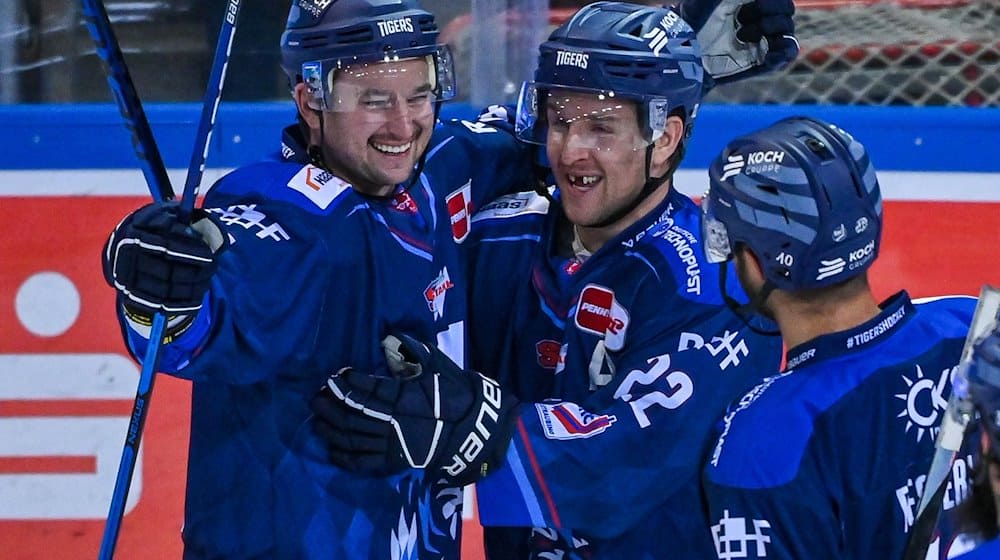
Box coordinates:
[707,0,1000,106]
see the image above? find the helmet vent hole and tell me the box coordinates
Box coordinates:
[804,136,834,160]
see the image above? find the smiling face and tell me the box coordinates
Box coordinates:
[545,89,681,249]
[296,57,436,197]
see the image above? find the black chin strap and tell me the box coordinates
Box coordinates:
[719,264,782,337]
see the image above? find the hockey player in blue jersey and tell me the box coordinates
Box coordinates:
[310,4,784,558]
[699,117,980,560]
[99,0,797,557]
[99,1,538,557]
[952,324,1000,559]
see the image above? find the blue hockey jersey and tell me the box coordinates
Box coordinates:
[465,188,784,559]
[703,293,978,560]
[117,118,534,559]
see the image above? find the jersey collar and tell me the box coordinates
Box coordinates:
[784,290,915,371]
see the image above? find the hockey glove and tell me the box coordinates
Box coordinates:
[102,201,228,316]
[677,0,799,85]
[310,334,520,486]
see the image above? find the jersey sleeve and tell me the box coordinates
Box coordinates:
[476,290,779,538]
[118,175,339,385]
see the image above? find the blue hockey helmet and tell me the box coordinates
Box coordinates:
[515,1,704,146]
[702,116,883,292]
[280,0,455,109]
[969,323,1000,461]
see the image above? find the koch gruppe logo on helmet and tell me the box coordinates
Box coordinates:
[720,154,745,181]
[644,10,682,55]
[300,0,334,17]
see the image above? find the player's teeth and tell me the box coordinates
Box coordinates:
[373,141,411,154]
[582,176,598,185]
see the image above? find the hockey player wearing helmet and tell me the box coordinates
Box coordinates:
[100,1,538,557]
[99,0,798,557]
[951,324,1000,559]
[701,117,980,559]
[310,3,783,558]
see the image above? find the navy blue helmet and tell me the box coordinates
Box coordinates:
[280,0,455,108]
[515,1,705,145]
[969,323,1000,462]
[702,116,883,292]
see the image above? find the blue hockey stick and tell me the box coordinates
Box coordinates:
[80,0,242,557]
[179,0,242,221]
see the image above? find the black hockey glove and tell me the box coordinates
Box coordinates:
[102,201,228,316]
[677,0,798,86]
[310,334,520,486]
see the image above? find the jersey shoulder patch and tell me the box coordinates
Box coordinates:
[285,164,352,210]
[472,190,550,222]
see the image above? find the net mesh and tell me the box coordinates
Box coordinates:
[707,0,1000,106]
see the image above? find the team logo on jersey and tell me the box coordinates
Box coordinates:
[711,510,772,559]
[207,204,290,243]
[678,330,749,370]
[287,164,351,210]
[446,181,473,243]
[574,284,629,351]
[424,267,455,320]
[895,364,951,443]
[536,339,563,370]
[535,402,616,440]
[392,189,418,215]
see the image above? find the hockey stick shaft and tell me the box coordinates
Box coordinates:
[82,1,243,557]
[79,0,173,202]
[80,1,174,554]
[179,0,243,221]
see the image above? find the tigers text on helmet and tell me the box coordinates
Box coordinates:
[969,323,1000,463]
[702,116,883,292]
[515,1,704,147]
[280,0,456,111]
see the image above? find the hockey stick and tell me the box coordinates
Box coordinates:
[79,0,173,202]
[179,0,242,221]
[903,285,1000,560]
[81,1,243,557]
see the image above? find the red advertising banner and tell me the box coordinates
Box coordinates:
[1,194,998,559]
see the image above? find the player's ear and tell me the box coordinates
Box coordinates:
[734,245,766,284]
[649,115,685,176]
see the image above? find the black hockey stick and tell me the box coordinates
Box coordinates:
[80,0,243,557]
